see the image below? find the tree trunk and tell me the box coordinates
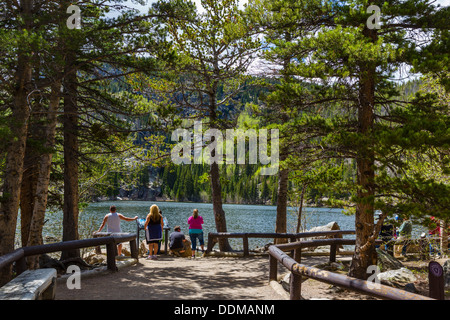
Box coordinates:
[275,150,289,244]
[0,0,33,285]
[348,26,377,280]
[275,37,292,245]
[20,154,38,247]
[20,98,47,247]
[440,220,448,258]
[210,162,232,251]
[208,81,232,251]
[296,183,307,233]
[27,81,62,269]
[61,54,80,260]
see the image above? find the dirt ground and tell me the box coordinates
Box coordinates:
[55,253,447,301]
[56,254,287,300]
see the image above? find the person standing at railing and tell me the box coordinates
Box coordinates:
[144,204,164,260]
[188,209,204,258]
[96,205,138,256]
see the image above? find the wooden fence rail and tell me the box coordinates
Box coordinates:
[206,230,356,256]
[268,239,435,300]
[0,232,138,276]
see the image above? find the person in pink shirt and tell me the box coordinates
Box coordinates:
[187,209,204,258]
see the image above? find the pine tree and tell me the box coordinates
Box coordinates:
[251,0,449,278]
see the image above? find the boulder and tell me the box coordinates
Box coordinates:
[443,260,450,289]
[306,222,343,251]
[280,272,309,292]
[404,283,418,293]
[377,267,417,287]
[313,261,347,272]
[39,254,66,273]
[83,253,106,266]
[139,240,148,256]
[376,248,404,272]
[307,221,341,235]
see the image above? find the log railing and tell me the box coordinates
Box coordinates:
[206,230,356,256]
[268,238,435,300]
[0,233,138,276]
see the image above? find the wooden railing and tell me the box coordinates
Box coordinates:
[268,238,435,300]
[206,230,356,256]
[0,233,138,277]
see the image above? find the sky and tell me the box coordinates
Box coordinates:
[120,0,449,12]
[116,0,249,14]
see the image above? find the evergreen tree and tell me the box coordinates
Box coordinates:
[251,0,449,278]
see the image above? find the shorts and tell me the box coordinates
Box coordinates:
[189,231,204,251]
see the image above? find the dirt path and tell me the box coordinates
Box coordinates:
[56,255,289,300]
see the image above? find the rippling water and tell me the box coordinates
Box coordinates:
[38,201,355,249]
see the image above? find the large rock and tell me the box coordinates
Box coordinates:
[443,260,450,289]
[306,221,343,251]
[377,267,417,287]
[307,221,341,235]
[83,253,106,266]
[376,248,404,272]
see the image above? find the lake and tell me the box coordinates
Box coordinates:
[40,201,356,250]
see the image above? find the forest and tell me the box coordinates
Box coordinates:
[0,0,448,284]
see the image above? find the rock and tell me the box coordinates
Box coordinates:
[307,221,341,235]
[83,253,106,266]
[280,272,309,292]
[443,260,450,289]
[121,247,131,257]
[306,222,343,250]
[313,261,347,272]
[39,254,66,273]
[404,283,418,293]
[253,243,273,253]
[376,248,404,272]
[281,273,289,291]
[139,240,148,256]
[377,267,417,286]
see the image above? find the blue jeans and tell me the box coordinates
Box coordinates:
[189,231,204,251]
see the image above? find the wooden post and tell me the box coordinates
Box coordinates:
[243,234,249,257]
[206,233,214,254]
[290,271,302,300]
[16,256,27,275]
[130,240,138,259]
[269,254,277,282]
[330,243,337,263]
[292,249,303,300]
[289,237,296,257]
[93,232,102,255]
[294,248,301,263]
[106,242,118,272]
[429,261,444,300]
[164,228,170,255]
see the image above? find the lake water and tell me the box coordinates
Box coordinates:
[40,201,356,250]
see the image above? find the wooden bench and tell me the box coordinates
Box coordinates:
[0,268,57,300]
